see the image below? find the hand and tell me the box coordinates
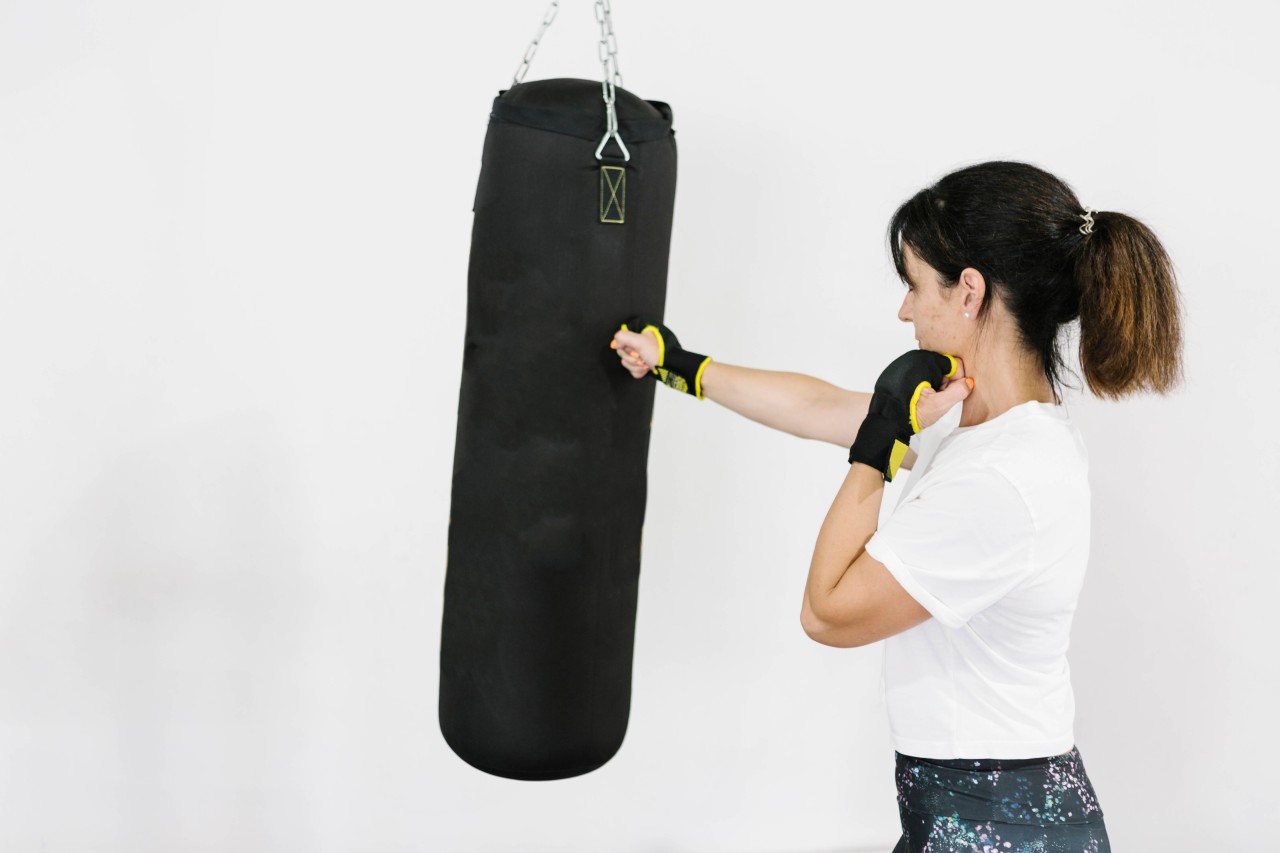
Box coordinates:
[610,327,659,379]
[912,354,971,431]
[848,349,973,480]
[608,317,712,398]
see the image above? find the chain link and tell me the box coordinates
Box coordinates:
[512,1,560,87]
[593,0,628,159]
[595,0,623,94]
[509,0,629,160]
[512,0,623,94]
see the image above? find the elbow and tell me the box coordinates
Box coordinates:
[801,613,871,649]
[800,596,828,641]
[800,612,824,643]
[803,623,873,649]
[802,620,836,647]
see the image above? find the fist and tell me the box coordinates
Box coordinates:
[610,328,659,379]
[851,349,973,480]
[909,352,971,431]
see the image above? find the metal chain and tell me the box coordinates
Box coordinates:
[512,1,559,87]
[511,0,624,95]
[509,1,630,160]
[593,0,628,160]
[595,0,623,93]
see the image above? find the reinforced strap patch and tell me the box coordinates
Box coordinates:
[600,166,625,224]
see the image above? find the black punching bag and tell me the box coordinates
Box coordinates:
[440,77,677,780]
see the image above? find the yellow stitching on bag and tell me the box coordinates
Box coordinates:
[601,166,625,224]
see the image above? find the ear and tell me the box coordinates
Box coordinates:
[957,267,986,315]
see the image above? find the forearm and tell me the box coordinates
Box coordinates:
[803,462,885,624]
[700,360,870,446]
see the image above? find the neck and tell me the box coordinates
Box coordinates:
[958,341,1055,428]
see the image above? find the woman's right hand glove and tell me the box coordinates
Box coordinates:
[848,349,967,481]
[610,317,712,400]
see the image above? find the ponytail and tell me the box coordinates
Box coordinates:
[888,162,1186,404]
[1075,212,1186,400]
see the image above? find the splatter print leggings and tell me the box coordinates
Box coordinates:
[891,746,1111,852]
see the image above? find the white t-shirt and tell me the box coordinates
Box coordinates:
[863,399,1091,760]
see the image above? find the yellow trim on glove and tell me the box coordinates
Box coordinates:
[941,353,958,379]
[693,356,711,399]
[887,438,910,481]
[643,324,666,372]
[908,380,931,434]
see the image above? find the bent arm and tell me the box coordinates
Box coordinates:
[800,462,931,647]
[699,361,917,470]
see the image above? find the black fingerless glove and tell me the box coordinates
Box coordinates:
[848,350,958,481]
[618,316,712,399]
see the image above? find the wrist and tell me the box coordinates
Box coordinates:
[657,347,712,399]
[848,412,912,481]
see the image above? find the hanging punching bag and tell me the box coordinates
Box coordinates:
[440,10,677,781]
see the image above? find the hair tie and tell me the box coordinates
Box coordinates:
[1079,208,1097,236]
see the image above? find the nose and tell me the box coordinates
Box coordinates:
[897,292,912,323]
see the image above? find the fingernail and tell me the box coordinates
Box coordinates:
[965,378,975,390]
[610,341,617,349]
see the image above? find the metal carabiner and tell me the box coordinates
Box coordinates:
[594,82,630,161]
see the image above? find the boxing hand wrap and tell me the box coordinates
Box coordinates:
[619,316,712,400]
[848,350,959,481]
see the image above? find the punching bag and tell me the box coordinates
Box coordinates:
[440,63,678,779]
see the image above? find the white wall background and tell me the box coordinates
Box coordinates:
[1,1,1276,850]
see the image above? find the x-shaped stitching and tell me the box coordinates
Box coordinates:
[601,166,625,223]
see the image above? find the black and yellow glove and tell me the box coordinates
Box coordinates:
[618,316,712,400]
[848,350,959,481]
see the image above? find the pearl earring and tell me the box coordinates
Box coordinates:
[964,312,971,319]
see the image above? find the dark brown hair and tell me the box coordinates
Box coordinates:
[888,161,1184,402]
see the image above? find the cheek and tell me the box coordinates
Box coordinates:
[921,298,942,325]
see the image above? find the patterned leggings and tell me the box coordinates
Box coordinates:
[891,747,1111,852]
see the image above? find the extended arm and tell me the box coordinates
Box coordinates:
[610,325,919,463]
[699,361,917,470]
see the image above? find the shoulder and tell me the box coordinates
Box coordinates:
[910,456,1035,519]
[940,407,1086,474]
[931,408,1090,527]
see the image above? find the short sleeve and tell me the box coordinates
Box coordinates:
[864,465,1035,628]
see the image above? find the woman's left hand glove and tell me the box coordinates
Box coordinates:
[848,350,971,481]
[615,316,712,399]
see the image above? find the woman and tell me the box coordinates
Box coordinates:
[609,161,1183,852]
